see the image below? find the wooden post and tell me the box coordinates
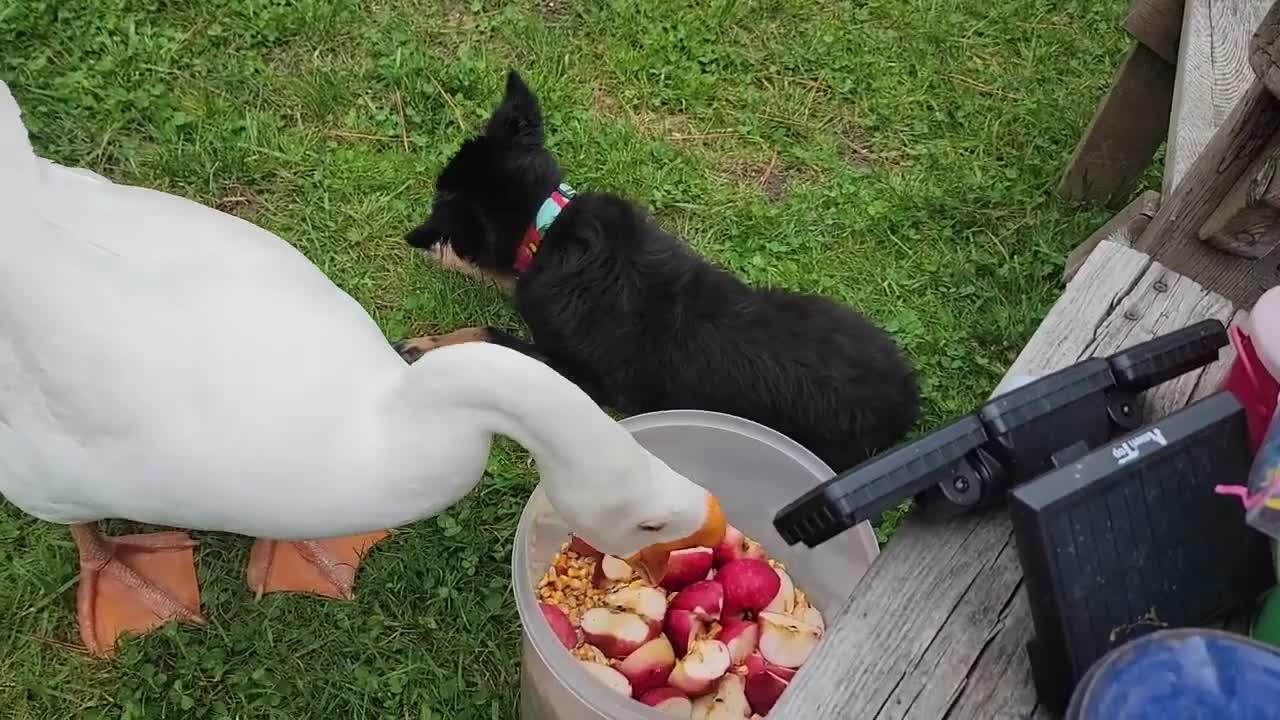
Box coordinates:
[1056,44,1175,207]
[1199,126,1280,257]
[1137,0,1280,306]
[1125,0,1187,64]
[1164,1,1274,195]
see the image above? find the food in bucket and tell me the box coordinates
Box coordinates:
[536,525,824,717]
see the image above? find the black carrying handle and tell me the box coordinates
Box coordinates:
[773,319,1230,549]
[1108,319,1228,393]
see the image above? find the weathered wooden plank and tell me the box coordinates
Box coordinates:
[1254,0,1280,96]
[1125,0,1187,64]
[1057,44,1175,206]
[1243,234,1280,295]
[1165,0,1216,195]
[1164,1,1272,195]
[1211,2,1275,125]
[1064,191,1161,283]
[1199,127,1280,257]
[772,241,1238,719]
[1137,80,1280,306]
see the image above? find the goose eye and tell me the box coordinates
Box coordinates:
[639,521,666,532]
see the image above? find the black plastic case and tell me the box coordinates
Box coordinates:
[1009,391,1273,713]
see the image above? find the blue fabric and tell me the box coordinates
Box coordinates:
[533,183,575,235]
[1067,628,1280,720]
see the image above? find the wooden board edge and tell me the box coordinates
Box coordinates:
[1064,191,1161,284]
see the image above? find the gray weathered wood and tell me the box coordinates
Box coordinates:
[1064,191,1161,283]
[1213,2,1276,123]
[1244,235,1280,296]
[1137,79,1280,306]
[772,241,1238,719]
[1164,0,1273,195]
[1253,0,1280,96]
[1199,126,1280,257]
[1125,0,1187,63]
[1166,0,1217,195]
[1057,44,1175,206]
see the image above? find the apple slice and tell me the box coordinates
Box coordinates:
[581,607,657,659]
[659,547,715,591]
[717,560,781,619]
[669,580,725,621]
[539,602,578,650]
[668,639,732,697]
[665,608,705,658]
[743,651,798,681]
[718,618,759,666]
[796,604,824,632]
[757,611,822,668]
[618,634,677,696]
[713,526,767,567]
[606,585,668,629]
[691,673,751,719]
[578,659,631,696]
[763,566,795,614]
[640,687,695,716]
[593,554,635,587]
[744,662,792,715]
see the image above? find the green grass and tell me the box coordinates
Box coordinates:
[0,0,1134,716]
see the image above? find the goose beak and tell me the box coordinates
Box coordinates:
[628,494,727,585]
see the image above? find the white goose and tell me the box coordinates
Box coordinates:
[0,82,725,655]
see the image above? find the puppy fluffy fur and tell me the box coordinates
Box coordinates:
[400,71,920,472]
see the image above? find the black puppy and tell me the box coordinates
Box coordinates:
[397,71,920,472]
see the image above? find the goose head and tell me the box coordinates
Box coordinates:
[391,341,726,574]
[541,448,727,579]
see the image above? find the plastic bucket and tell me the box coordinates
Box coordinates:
[512,409,881,719]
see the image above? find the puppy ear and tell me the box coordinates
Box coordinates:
[404,220,444,249]
[484,70,544,147]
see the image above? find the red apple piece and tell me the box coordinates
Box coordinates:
[581,607,658,659]
[640,687,695,717]
[743,651,797,681]
[763,566,796,614]
[713,525,767,567]
[669,639,732,697]
[660,547,715,591]
[606,585,668,629]
[618,634,677,696]
[744,664,791,715]
[578,659,632,696]
[718,618,759,665]
[669,580,725,621]
[757,611,822,668]
[665,608,705,658]
[717,559,782,619]
[539,602,578,650]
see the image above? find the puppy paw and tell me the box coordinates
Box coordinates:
[393,338,431,364]
[393,328,494,364]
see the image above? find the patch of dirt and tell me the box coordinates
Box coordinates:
[534,0,571,20]
[832,116,901,169]
[708,152,813,204]
[215,189,259,217]
[761,169,787,202]
[590,86,810,202]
